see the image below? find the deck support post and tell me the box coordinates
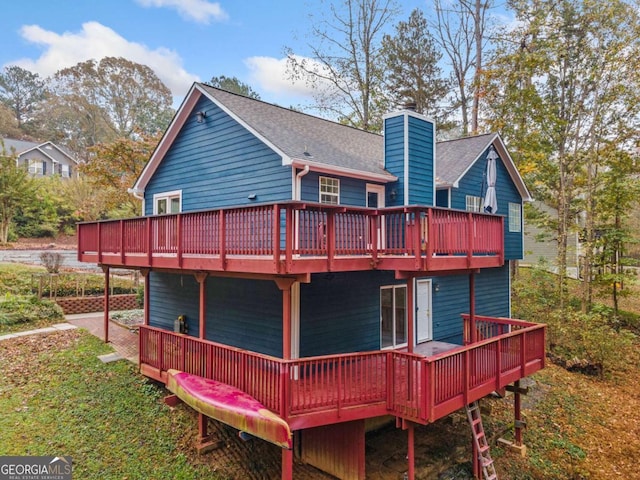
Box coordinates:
[469,272,476,343]
[514,379,523,446]
[407,277,414,353]
[282,448,293,480]
[140,269,150,326]
[407,422,415,480]
[102,265,110,343]
[195,413,223,454]
[195,272,208,339]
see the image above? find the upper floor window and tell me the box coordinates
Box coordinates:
[509,202,522,232]
[153,190,182,215]
[28,159,44,175]
[60,164,71,178]
[465,195,481,212]
[319,177,339,205]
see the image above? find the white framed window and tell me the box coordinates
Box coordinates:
[509,202,522,232]
[319,176,339,205]
[466,195,481,212]
[28,159,43,175]
[61,164,70,178]
[153,190,182,215]
[380,285,407,349]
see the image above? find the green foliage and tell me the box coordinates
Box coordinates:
[0,145,39,243]
[0,294,64,327]
[207,75,261,99]
[0,332,226,479]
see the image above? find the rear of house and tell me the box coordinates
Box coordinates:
[78,83,545,480]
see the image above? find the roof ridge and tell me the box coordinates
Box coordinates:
[436,132,495,144]
[197,82,381,139]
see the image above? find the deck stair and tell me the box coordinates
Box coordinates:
[466,401,498,480]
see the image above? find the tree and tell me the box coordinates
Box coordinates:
[380,9,450,122]
[0,65,46,129]
[432,0,494,135]
[45,57,174,153]
[82,131,161,217]
[0,143,38,243]
[286,0,400,131]
[207,75,260,99]
[485,0,640,311]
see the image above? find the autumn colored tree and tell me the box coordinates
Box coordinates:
[82,132,161,217]
[0,65,46,129]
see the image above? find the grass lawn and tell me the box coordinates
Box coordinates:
[0,330,227,480]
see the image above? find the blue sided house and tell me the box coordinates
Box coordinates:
[78,83,546,480]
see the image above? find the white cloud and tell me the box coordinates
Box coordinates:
[13,22,198,100]
[245,55,335,102]
[136,0,228,24]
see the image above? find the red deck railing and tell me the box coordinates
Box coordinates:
[139,316,545,429]
[78,202,505,274]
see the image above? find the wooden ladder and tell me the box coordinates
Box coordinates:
[466,401,498,480]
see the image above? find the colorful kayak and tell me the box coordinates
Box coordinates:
[166,369,292,449]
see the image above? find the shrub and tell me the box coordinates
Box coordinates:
[0,294,64,326]
[40,252,64,273]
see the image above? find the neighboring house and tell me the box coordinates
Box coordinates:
[78,83,546,480]
[2,138,79,179]
[522,201,582,278]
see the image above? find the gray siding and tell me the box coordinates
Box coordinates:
[144,96,292,215]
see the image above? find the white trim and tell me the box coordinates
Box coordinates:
[319,176,340,205]
[432,125,437,206]
[366,183,385,208]
[152,190,182,215]
[404,114,409,205]
[416,279,433,343]
[290,159,396,183]
[380,284,408,350]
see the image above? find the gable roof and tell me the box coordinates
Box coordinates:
[134,83,394,192]
[134,82,531,202]
[1,138,78,165]
[436,133,532,201]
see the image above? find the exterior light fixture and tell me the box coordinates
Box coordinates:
[434,283,440,292]
[195,111,207,123]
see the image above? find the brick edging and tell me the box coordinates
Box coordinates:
[56,294,138,315]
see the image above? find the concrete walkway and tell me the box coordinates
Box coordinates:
[0,312,139,364]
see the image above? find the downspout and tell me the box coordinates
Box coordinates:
[127,187,145,216]
[291,165,309,365]
[294,165,310,201]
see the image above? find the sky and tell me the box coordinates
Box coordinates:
[1,0,429,110]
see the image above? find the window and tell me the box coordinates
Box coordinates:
[509,202,522,232]
[153,191,182,215]
[380,285,407,349]
[61,164,70,178]
[466,195,481,212]
[319,177,339,205]
[28,159,43,175]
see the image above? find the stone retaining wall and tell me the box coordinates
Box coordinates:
[56,294,138,315]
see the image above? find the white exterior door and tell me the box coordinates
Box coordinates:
[366,184,385,249]
[416,279,433,343]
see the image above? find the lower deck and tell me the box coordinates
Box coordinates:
[139,315,545,431]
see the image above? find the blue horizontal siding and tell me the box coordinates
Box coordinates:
[300,171,369,207]
[383,115,405,207]
[144,96,291,215]
[451,147,524,260]
[407,116,434,206]
[300,271,401,356]
[148,272,282,356]
[431,266,510,343]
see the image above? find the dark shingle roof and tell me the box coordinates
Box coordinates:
[1,138,38,155]
[199,84,391,179]
[435,133,497,186]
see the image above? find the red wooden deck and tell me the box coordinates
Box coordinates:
[78,202,505,275]
[139,316,545,430]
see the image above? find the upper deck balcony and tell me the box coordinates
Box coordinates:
[77,201,504,275]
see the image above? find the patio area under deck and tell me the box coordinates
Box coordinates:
[77,201,505,276]
[138,315,545,431]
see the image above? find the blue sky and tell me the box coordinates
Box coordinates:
[1,0,431,109]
